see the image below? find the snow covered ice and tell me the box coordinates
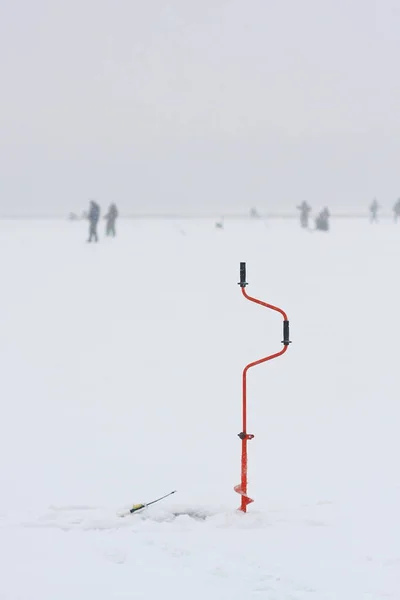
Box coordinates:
[0,217,399,599]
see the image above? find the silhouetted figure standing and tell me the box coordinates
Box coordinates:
[250,207,260,218]
[87,200,100,242]
[393,199,400,223]
[369,199,379,223]
[315,207,330,231]
[105,203,118,237]
[297,201,312,228]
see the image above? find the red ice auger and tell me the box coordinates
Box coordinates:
[234,262,291,512]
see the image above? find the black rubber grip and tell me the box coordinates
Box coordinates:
[239,262,248,287]
[282,320,291,345]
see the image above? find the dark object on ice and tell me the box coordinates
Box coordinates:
[315,207,330,232]
[393,199,400,223]
[87,200,100,243]
[215,218,224,229]
[104,203,119,237]
[296,201,312,228]
[369,198,379,223]
[250,207,260,218]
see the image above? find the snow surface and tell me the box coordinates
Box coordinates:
[0,217,399,599]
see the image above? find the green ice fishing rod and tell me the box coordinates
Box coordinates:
[129,490,177,514]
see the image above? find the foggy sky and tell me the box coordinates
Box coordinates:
[1,0,400,215]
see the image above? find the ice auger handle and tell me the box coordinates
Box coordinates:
[282,320,291,346]
[239,262,248,288]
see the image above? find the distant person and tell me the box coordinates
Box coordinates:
[296,201,312,228]
[250,207,260,218]
[104,203,118,237]
[393,199,400,223]
[369,199,379,223]
[315,207,330,232]
[87,200,100,243]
